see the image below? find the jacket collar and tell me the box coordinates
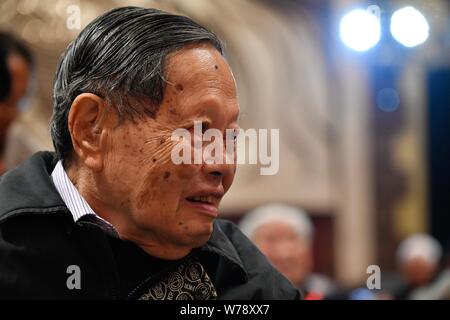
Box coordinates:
[0,151,68,223]
[203,222,248,281]
[0,151,247,280]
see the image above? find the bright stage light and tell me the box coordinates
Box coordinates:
[340,9,381,52]
[390,6,429,47]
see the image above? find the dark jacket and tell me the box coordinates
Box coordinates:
[0,152,299,300]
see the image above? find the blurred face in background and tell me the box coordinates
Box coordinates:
[7,54,30,106]
[252,220,313,288]
[0,54,31,144]
[400,256,438,287]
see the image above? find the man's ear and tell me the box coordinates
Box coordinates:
[68,93,110,171]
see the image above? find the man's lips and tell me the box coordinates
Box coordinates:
[185,188,224,217]
[185,200,219,217]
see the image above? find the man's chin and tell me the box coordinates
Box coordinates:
[185,222,214,247]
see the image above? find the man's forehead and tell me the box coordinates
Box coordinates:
[164,45,236,96]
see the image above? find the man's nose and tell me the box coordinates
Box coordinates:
[203,161,235,181]
[201,141,236,180]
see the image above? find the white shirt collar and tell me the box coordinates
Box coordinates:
[51,160,119,237]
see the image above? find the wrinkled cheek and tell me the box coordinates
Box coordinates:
[133,164,190,212]
[167,137,202,179]
[133,138,177,205]
[104,141,140,189]
[174,162,200,180]
[131,131,201,215]
[135,167,169,211]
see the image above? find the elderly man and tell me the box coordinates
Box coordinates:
[239,203,337,299]
[0,7,298,299]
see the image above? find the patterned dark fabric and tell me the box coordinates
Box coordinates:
[138,256,217,300]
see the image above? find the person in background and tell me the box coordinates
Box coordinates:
[0,39,11,174]
[408,267,450,300]
[0,45,10,102]
[239,203,338,299]
[0,32,34,174]
[393,234,444,299]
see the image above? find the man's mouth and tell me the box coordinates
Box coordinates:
[186,195,218,205]
[185,190,223,217]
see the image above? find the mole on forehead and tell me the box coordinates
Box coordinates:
[166,49,228,81]
[168,73,236,101]
[167,69,227,92]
